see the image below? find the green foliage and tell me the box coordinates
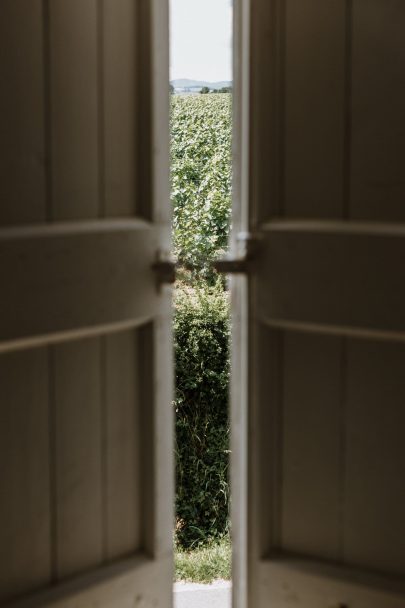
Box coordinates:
[174,282,230,548]
[171,94,232,284]
[213,86,232,94]
[171,92,232,552]
[174,535,231,583]
[200,86,211,94]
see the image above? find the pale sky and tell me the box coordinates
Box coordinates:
[170,0,233,82]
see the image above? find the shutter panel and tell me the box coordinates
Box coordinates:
[233,1,405,606]
[0,1,173,606]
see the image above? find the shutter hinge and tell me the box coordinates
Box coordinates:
[213,232,260,274]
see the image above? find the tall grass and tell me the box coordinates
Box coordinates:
[174,536,231,583]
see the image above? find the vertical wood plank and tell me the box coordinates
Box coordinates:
[255,327,284,555]
[103,0,137,218]
[249,0,284,222]
[344,339,405,575]
[49,0,104,580]
[102,1,142,560]
[137,323,155,555]
[0,0,46,225]
[53,339,103,579]
[49,0,99,220]
[0,349,51,602]
[0,6,51,602]
[284,0,346,218]
[105,331,142,560]
[281,332,341,560]
[350,1,405,221]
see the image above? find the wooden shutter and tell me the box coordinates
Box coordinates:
[0,1,173,606]
[232,1,405,606]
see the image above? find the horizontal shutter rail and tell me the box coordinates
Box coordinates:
[261,219,405,238]
[0,218,153,241]
[259,317,405,344]
[258,223,405,341]
[0,220,162,353]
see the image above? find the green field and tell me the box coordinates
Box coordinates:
[171,93,232,282]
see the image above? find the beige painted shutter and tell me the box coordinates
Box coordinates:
[0,1,172,607]
[233,1,405,607]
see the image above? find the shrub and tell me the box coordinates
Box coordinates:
[174,281,230,548]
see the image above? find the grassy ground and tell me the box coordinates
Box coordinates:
[174,536,231,584]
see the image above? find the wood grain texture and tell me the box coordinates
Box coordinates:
[281,332,341,560]
[344,339,405,575]
[0,349,51,602]
[105,331,142,560]
[350,1,405,221]
[0,0,46,225]
[284,0,346,218]
[53,338,103,580]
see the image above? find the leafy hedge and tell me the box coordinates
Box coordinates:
[174,282,230,548]
[171,94,232,548]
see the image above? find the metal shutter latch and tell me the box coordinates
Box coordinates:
[213,232,260,275]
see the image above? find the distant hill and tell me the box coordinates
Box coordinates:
[171,79,232,91]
